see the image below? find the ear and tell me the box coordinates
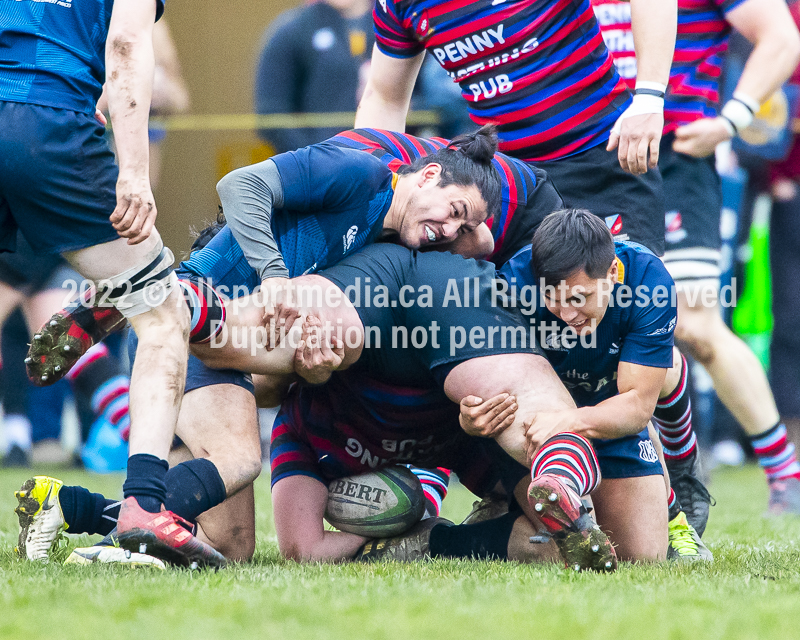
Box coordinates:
[608,258,619,284]
[419,163,442,186]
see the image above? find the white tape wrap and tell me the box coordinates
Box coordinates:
[721,98,755,133]
[612,93,665,134]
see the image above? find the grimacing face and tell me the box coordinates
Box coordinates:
[542,260,619,335]
[399,164,489,249]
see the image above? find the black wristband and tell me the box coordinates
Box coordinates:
[720,113,739,135]
[635,87,666,99]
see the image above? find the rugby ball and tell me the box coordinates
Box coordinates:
[324,466,426,537]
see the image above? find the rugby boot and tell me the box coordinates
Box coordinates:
[114,497,227,570]
[667,511,713,562]
[26,287,126,386]
[65,528,164,569]
[666,452,714,537]
[767,477,800,515]
[461,494,509,525]
[355,517,453,562]
[15,476,68,562]
[527,474,617,573]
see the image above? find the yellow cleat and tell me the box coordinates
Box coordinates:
[14,476,68,562]
[667,511,713,562]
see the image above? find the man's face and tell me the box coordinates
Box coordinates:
[542,261,618,335]
[400,164,489,249]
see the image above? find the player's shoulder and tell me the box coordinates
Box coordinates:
[614,241,672,288]
[498,244,534,284]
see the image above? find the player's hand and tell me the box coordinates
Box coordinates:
[607,112,664,175]
[672,117,732,158]
[260,277,301,351]
[523,410,584,463]
[459,393,517,438]
[110,173,157,245]
[293,315,345,385]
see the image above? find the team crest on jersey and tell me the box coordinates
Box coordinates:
[542,331,567,352]
[638,439,659,463]
[378,0,387,12]
[605,214,623,236]
[343,226,359,253]
[665,211,687,244]
[609,342,620,355]
[416,11,431,37]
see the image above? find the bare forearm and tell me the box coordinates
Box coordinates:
[571,392,653,440]
[630,0,676,85]
[354,82,411,130]
[736,37,800,105]
[107,33,155,176]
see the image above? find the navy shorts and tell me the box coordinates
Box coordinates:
[593,428,663,479]
[127,330,254,396]
[536,141,666,256]
[658,132,723,287]
[0,102,120,254]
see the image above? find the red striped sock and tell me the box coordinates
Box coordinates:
[531,433,600,496]
[179,278,226,344]
[653,354,697,461]
[409,467,450,517]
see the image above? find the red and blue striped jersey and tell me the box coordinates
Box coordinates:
[373,0,631,161]
[591,0,748,132]
[327,128,563,266]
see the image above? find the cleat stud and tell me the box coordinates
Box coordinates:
[34,334,41,341]
[548,492,558,503]
[605,561,613,570]
[24,357,31,364]
[573,564,581,572]
[591,545,600,553]
[41,375,48,382]
[124,550,131,559]
[190,561,199,571]
[534,502,544,512]
[54,365,61,372]
[139,543,147,554]
[63,345,71,352]
[49,320,58,327]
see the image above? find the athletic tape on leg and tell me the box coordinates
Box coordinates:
[99,241,179,318]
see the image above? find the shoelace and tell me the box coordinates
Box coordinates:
[669,521,699,556]
[673,474,716,506]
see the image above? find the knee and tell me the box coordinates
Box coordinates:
[278,538,315,563]
[215,527,256,562]
[675,313,716,365]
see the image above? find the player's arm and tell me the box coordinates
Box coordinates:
[607,0,677,175]
[674,0,800,157]
[105,0,159,245]
[354,45,426,130]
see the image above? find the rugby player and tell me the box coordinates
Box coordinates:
[592,0,800,515]
[0,0,228,567]
[355,0,677,255]
[462,210,711,560]
[16,127,505,565]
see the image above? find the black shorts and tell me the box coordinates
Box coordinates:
[659,132,723,288]
[535,141,665,256]
[319,243,543,386]
[0,232,72,295]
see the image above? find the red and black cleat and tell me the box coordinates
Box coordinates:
[528,474,617,573]
[115,497,227,570]
[26,288,127,386]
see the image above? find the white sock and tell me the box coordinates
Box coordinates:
[3,414,32,453]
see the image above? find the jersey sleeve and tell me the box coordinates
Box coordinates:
[619,259,677,369]
[271,144,393,213]
[373,0,425,58]
[716,0,749,15]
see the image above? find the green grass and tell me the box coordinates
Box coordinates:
[1,465,799,640]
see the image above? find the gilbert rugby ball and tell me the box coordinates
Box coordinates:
[325,465,426,537]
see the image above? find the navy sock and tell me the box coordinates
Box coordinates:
[59,486,120,536]
[429,510,519,560]
[164,458,227,523]
[123,453,169,513]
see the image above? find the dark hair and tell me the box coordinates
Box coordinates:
[397,124,501,217]
[530,209,615,286]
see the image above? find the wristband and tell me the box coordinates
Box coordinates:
[635,80,668,95]
[718,115,737,137]
[721,98,755,133]
[612,92,664,133]
[732,91,760,115]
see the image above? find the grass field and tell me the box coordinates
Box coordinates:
[1,465,799,640]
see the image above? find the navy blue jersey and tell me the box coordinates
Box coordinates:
[328,129,563,266]
[498,242,676,407]
[0,0,164,115]
[179,144,394,294]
